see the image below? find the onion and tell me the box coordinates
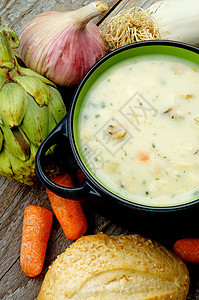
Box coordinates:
[18,1,109,87]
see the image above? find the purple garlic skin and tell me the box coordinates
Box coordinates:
[18,2,108,87]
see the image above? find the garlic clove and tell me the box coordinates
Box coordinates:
[18,1,109,87]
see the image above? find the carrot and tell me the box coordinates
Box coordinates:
[174,238,199,263]
[46,173,88,240]
[20,205,53,277]
[76,168,86,184]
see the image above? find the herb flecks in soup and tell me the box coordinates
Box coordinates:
[78,55,199,206]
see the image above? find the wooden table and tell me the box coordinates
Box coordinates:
[0,0,199,299]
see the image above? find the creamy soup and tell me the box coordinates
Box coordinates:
[78,54,199,206]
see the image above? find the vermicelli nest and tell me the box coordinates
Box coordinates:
[101,7,161,52]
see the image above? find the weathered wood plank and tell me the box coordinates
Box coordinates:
[0,183,47,277]
[99,0,158,29]
[0,0,118,35]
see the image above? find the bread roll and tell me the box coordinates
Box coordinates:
[38,233,189,299]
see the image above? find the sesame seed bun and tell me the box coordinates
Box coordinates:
[38,233,189,299]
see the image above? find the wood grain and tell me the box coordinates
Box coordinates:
[99,0,157,29]
[0,0,118,35]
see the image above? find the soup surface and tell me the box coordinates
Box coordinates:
[78,54,199,206]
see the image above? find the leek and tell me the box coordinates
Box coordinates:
[147,0,199,46]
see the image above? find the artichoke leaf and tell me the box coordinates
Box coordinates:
[1,121,30,161]
[48,86,67,123]
[14,75,49,106]
[0,32,15,69]
[9,143,37,177]
[0,68,7,76]
[0,82,27,127]
[20,94,49,146]
[8,143,38,185]
[0,128,3,151]
[0,74,7,90]
[0,148,13,177]
[7,27,20,49]
[18,66,56,87]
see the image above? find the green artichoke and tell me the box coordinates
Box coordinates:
[0,20,66,185]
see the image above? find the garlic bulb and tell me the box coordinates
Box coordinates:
[18,1,109,87]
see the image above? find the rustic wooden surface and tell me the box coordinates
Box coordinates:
[0,0,199,299]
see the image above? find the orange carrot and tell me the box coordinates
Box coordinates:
[46,173,88,240]
[20,205,53,277]
[174,238,199,263]
[76,168,86,184]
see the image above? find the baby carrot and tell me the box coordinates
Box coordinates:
[46,173,88,240]
[76,168,86,184]
[20,205,53,277]
[174,238,199,263]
